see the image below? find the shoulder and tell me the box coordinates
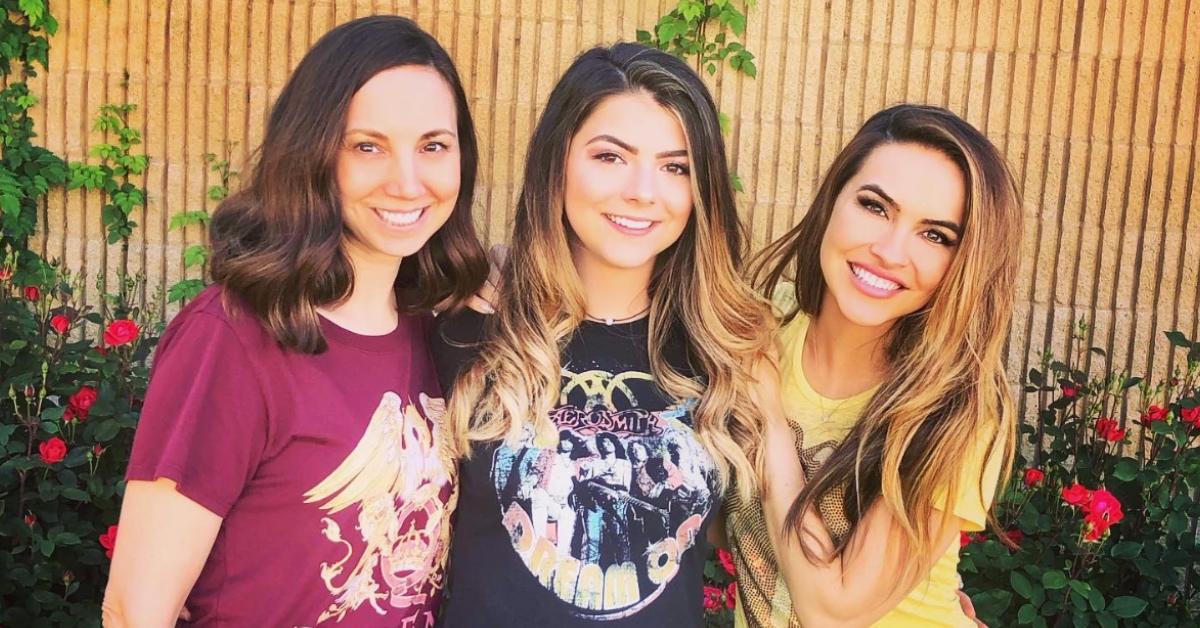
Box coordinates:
[160,284,272,356]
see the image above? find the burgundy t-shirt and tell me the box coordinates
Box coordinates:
[126,285,456,627]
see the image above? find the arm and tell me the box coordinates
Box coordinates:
[753,362,964,627]
[707,506,729,550]
[102,479,222,627]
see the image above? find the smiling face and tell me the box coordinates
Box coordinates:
[818,142,966,329]
[562,91,694,276]
[336,65,461,268]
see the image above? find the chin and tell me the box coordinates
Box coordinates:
[830,294,906,329]
[589,248,661,270]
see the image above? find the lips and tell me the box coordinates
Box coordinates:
[848,262,905,294]
[604,213,656,234]
[374,207,425,228]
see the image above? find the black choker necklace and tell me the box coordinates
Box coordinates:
[584,306,650,326]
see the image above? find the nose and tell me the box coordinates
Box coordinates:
[383,153,425,199]
[622,163,657,206]
[868,224,909,268]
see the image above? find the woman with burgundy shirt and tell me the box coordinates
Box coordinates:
[103,17,486,627]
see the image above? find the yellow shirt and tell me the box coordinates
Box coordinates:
[726,306,1005,627]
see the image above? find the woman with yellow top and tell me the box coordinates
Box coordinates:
[727,104,1021,627]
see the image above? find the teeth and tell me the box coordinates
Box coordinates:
[852,264,901,291]
[607,214,653,230]
[377,208,423,227]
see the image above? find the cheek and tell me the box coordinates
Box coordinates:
[912,249,956,293]
[337,158,386,203]
[424,157,462,204]
[661,178,693,223]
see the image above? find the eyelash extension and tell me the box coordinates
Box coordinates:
[857,195,886,216]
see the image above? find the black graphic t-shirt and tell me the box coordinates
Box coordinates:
[431,310,720,627]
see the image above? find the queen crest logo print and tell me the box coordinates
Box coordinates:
[492,367,717,619]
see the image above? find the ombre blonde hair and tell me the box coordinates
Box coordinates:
[749,104,1022,579]
[445,43,775,500]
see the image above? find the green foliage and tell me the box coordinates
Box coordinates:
[67,104,148,245]
[166,149,236,304]
[1,5,162,624]
[962,320,1200,627]
[636,0,758,78]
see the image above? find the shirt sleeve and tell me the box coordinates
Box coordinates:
[125,310,269,518]
[933,424,1008,531]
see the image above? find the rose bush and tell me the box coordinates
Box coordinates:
[1,4,160,624]
[0,269,160,625]
[702,546,738,626]
[961,321,1200,627]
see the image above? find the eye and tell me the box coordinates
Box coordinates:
[857,195,887,217]
[352,142,382,154]
[922,230,957,246]
[662,162,690,176]
[422,141,450,153]
[593,152,625,165]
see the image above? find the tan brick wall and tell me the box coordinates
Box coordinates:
[23,0,1200,408]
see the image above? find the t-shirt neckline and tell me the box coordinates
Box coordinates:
[789,313,879,408]
[317,313,410,353]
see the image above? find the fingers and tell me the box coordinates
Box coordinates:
[956,589,978,621]
[465,295,495,314]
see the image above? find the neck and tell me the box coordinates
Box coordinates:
[572,247,652,322]
[317,241,401,335]
[804,292,892,398]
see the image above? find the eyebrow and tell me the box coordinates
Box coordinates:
[585,134,688,159]
[344,128,457,140]
[858,183,963,237]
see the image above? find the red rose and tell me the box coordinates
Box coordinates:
[703,585,723,612]
[1083,514,1109,542]
[1062,483,1091,507]
[717,548,737,576]
[49,314,70,334]
[1005,529,1024,546]
[0,266,12,281]
[1061,384,1079,399]
[68,386,98,420]
[92,444,105,457]
[1023,468,1045,487]
[93,344,108,356]
[99,524,118,559]
[1141,405,1169,425]
[1088,489,1124,523]
[960,531,972,547]
[38,437,67,465]
[23,285,40,301]
[24,513,36,527]
[103,319,140,347]
[62,406,77,423]
[725,581,737,609]
[1182,406,1200,427]
[1095,418,1126,442]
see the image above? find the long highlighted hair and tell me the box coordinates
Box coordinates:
[749,104,1022,575]
[446,43,775,499]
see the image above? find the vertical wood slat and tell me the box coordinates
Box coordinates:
[23,0,1199,403]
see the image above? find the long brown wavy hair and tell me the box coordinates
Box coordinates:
[445,43,775,498]
[209,16,487,353]
[749,104,1022,577]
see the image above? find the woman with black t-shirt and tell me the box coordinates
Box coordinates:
[430,43,775,627]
